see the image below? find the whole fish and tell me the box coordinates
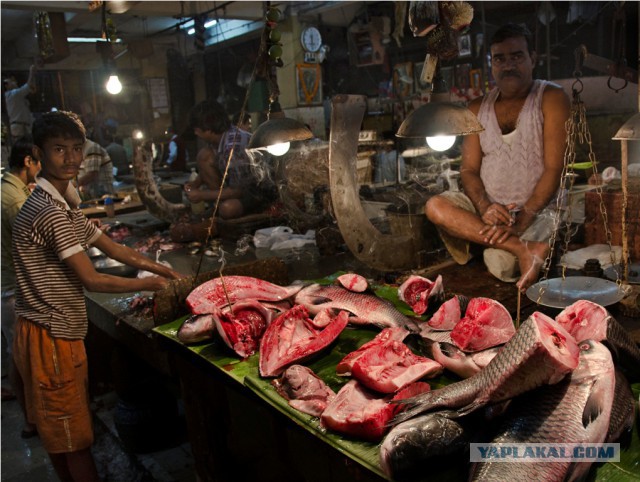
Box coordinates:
[380,410,479,480]
[393,311,580,424]
[556,299,640,382]
[470,339,615,482]
[177,314,215,344]
[187,276,303,315]
[294,283,420,332]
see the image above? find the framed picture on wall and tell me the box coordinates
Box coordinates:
[458,34,472,57]
[455,63,472,89]
[296,63,323,106]
[469,69,482,90]
[440,66,454,90]
[393,61,414,99]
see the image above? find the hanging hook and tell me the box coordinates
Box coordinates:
[571,45,587,94]
[607,75,628,93]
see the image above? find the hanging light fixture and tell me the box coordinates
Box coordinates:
[248,101,313,155]
[105,74,122,94]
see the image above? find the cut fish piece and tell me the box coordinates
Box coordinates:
[450,297,515,352]
[337,273,368,292]
[187,275,302,315]
[398,275,444,315]
[321,380,430,442]
[350,341,443,393]
[259,305,349,377]
[177,314,215,344]
[428,295,469,330]
[272,365,336,418]
[212,300,274,358]
[337,327,409,376]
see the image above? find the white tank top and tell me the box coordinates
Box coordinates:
[477,79,555,207]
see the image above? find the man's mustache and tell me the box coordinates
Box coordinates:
[500,71,521,78]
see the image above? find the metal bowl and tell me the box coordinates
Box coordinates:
[87,246,103,258]
[93,257,138,277]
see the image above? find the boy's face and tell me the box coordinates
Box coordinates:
[33,136,85,184]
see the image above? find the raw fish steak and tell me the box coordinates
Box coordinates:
[337,273,368,292]
[393,312,580,423]
[556,299,640,382]
[336,327,409,376]
[428,295,469,330]
[351,341,443,393]
[450,297,515,352]
[259,305,349,377]
[212,300,274,358]
[398,275,444,315]
[295,283,420,332]
[187,276,302,314]
[272,365,336,417]
[321,380,431,442]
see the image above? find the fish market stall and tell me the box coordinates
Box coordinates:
[150,260,640,482]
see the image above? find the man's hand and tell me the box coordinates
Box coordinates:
[480,202,518,226]
[185,188,204,203]
[479,223,517,245]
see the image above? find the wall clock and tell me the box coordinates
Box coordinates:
[301,26,322,53]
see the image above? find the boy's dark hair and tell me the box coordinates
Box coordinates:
[490,23,533,53]
[189,100,230,134]
[8,137,34,170]
[32,110,86,149]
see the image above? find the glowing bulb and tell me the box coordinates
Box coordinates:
[106,75,122,95]
[266,142,290,156]
[426,135,456,151]
[133,129,144,140]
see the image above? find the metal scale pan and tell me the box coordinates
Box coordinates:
[526,276,625,309]
[604,262,640,285]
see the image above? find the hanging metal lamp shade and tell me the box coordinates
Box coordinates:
[396,102,484,138]
[248,117,314,150]
[612,112,640,140]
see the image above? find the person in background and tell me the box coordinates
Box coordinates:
[11,110,183,482]
[3,65,37,141]
[185,100,265,219]
[232,111,252,133]
[425,23,570,292]
[105,133,130,177]
[1,137,39,438]
[165,125,189,172]
[77,137,115,200]
[374,131,405,183]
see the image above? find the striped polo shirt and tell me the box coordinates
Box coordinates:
[13,177,102,339]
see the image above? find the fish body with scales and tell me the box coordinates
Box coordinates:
[471,339,615,482]
[393,311,580,423]
[294,283,420,332]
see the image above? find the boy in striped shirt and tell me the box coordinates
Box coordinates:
[11,111,183,481]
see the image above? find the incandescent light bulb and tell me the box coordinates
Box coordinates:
[426,135,456,152]
[106,75,122,95]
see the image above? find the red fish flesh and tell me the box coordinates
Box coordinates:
[555,299,640,381]
[321,380,431,442]
[393,312,580,423]
[337,327,409,376]
[212,300,274,358]
[450,297,515,352]
[259,305,349,377]
[337,273,368,292]
[398,275,444,315]
[187,276,302,315]
[427,295,469,330]
[295,283,420,332]
[272,365,336,418]
[350,340,443,393]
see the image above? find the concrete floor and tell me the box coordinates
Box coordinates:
[1,338,196,482]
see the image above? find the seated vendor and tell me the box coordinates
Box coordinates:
[77,138,115,200]
[424,23,570,292]
[184,101,274,220]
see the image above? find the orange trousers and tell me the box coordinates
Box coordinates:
[12,317,93,453]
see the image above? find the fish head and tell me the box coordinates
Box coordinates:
[177,314,215,343]
[573,339,615,380]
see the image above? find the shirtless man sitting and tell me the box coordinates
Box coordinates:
[425,23,570,292]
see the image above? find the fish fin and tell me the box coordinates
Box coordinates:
[388,393,435,425]
[582,379,605,429]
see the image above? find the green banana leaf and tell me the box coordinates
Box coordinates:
[154,276,640,481]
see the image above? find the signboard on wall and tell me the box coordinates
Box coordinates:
[146,78,169,114]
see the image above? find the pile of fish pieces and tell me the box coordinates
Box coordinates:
[381,299,640,481]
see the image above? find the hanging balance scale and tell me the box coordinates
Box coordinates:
[526,73,627,308]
